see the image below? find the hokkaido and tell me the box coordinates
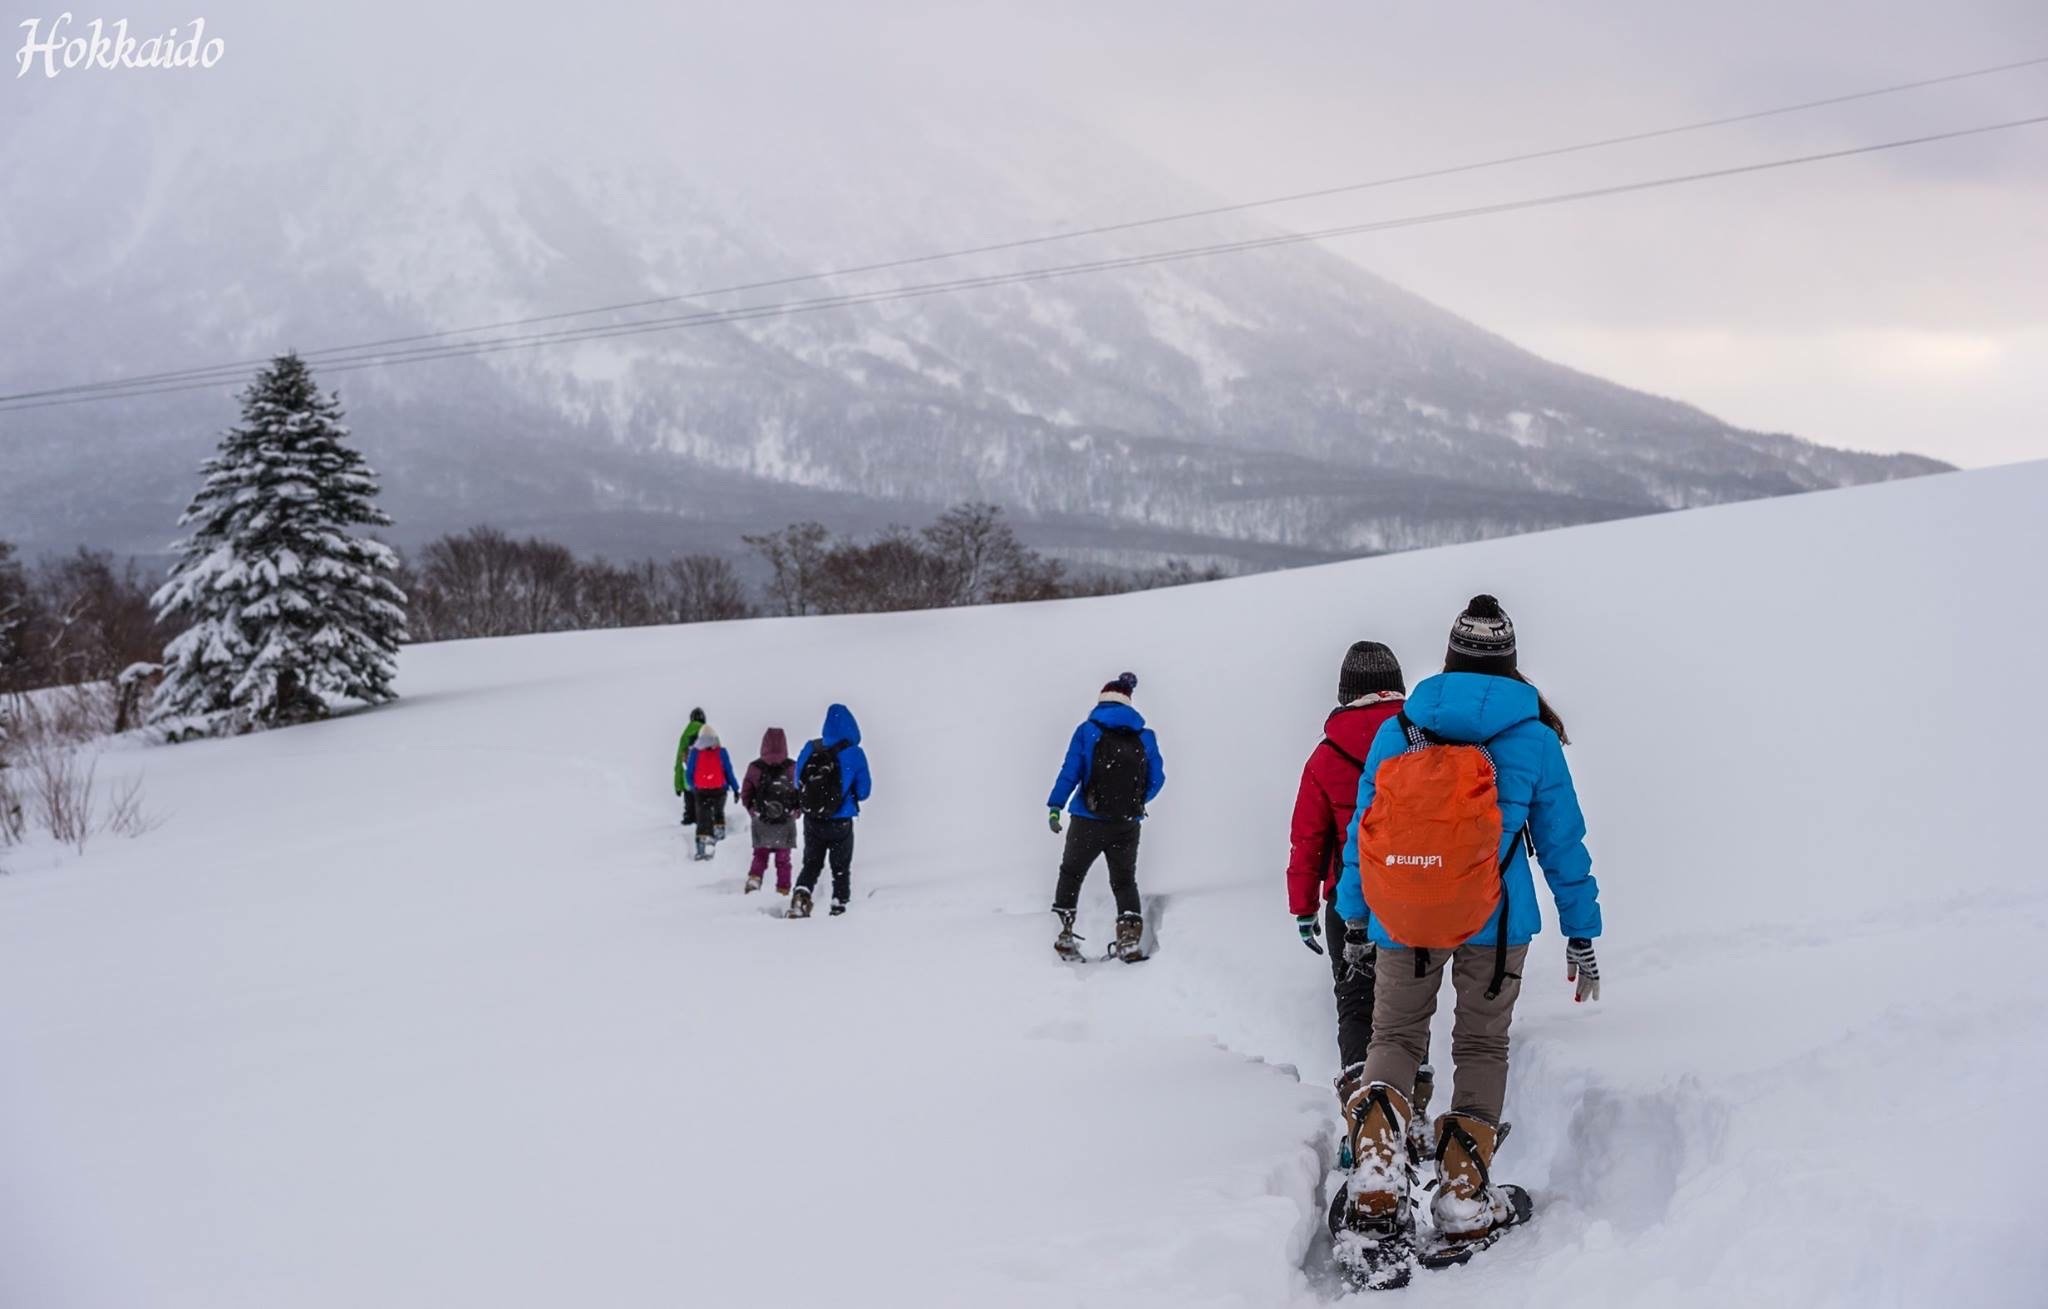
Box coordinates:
[14,14,226,79]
